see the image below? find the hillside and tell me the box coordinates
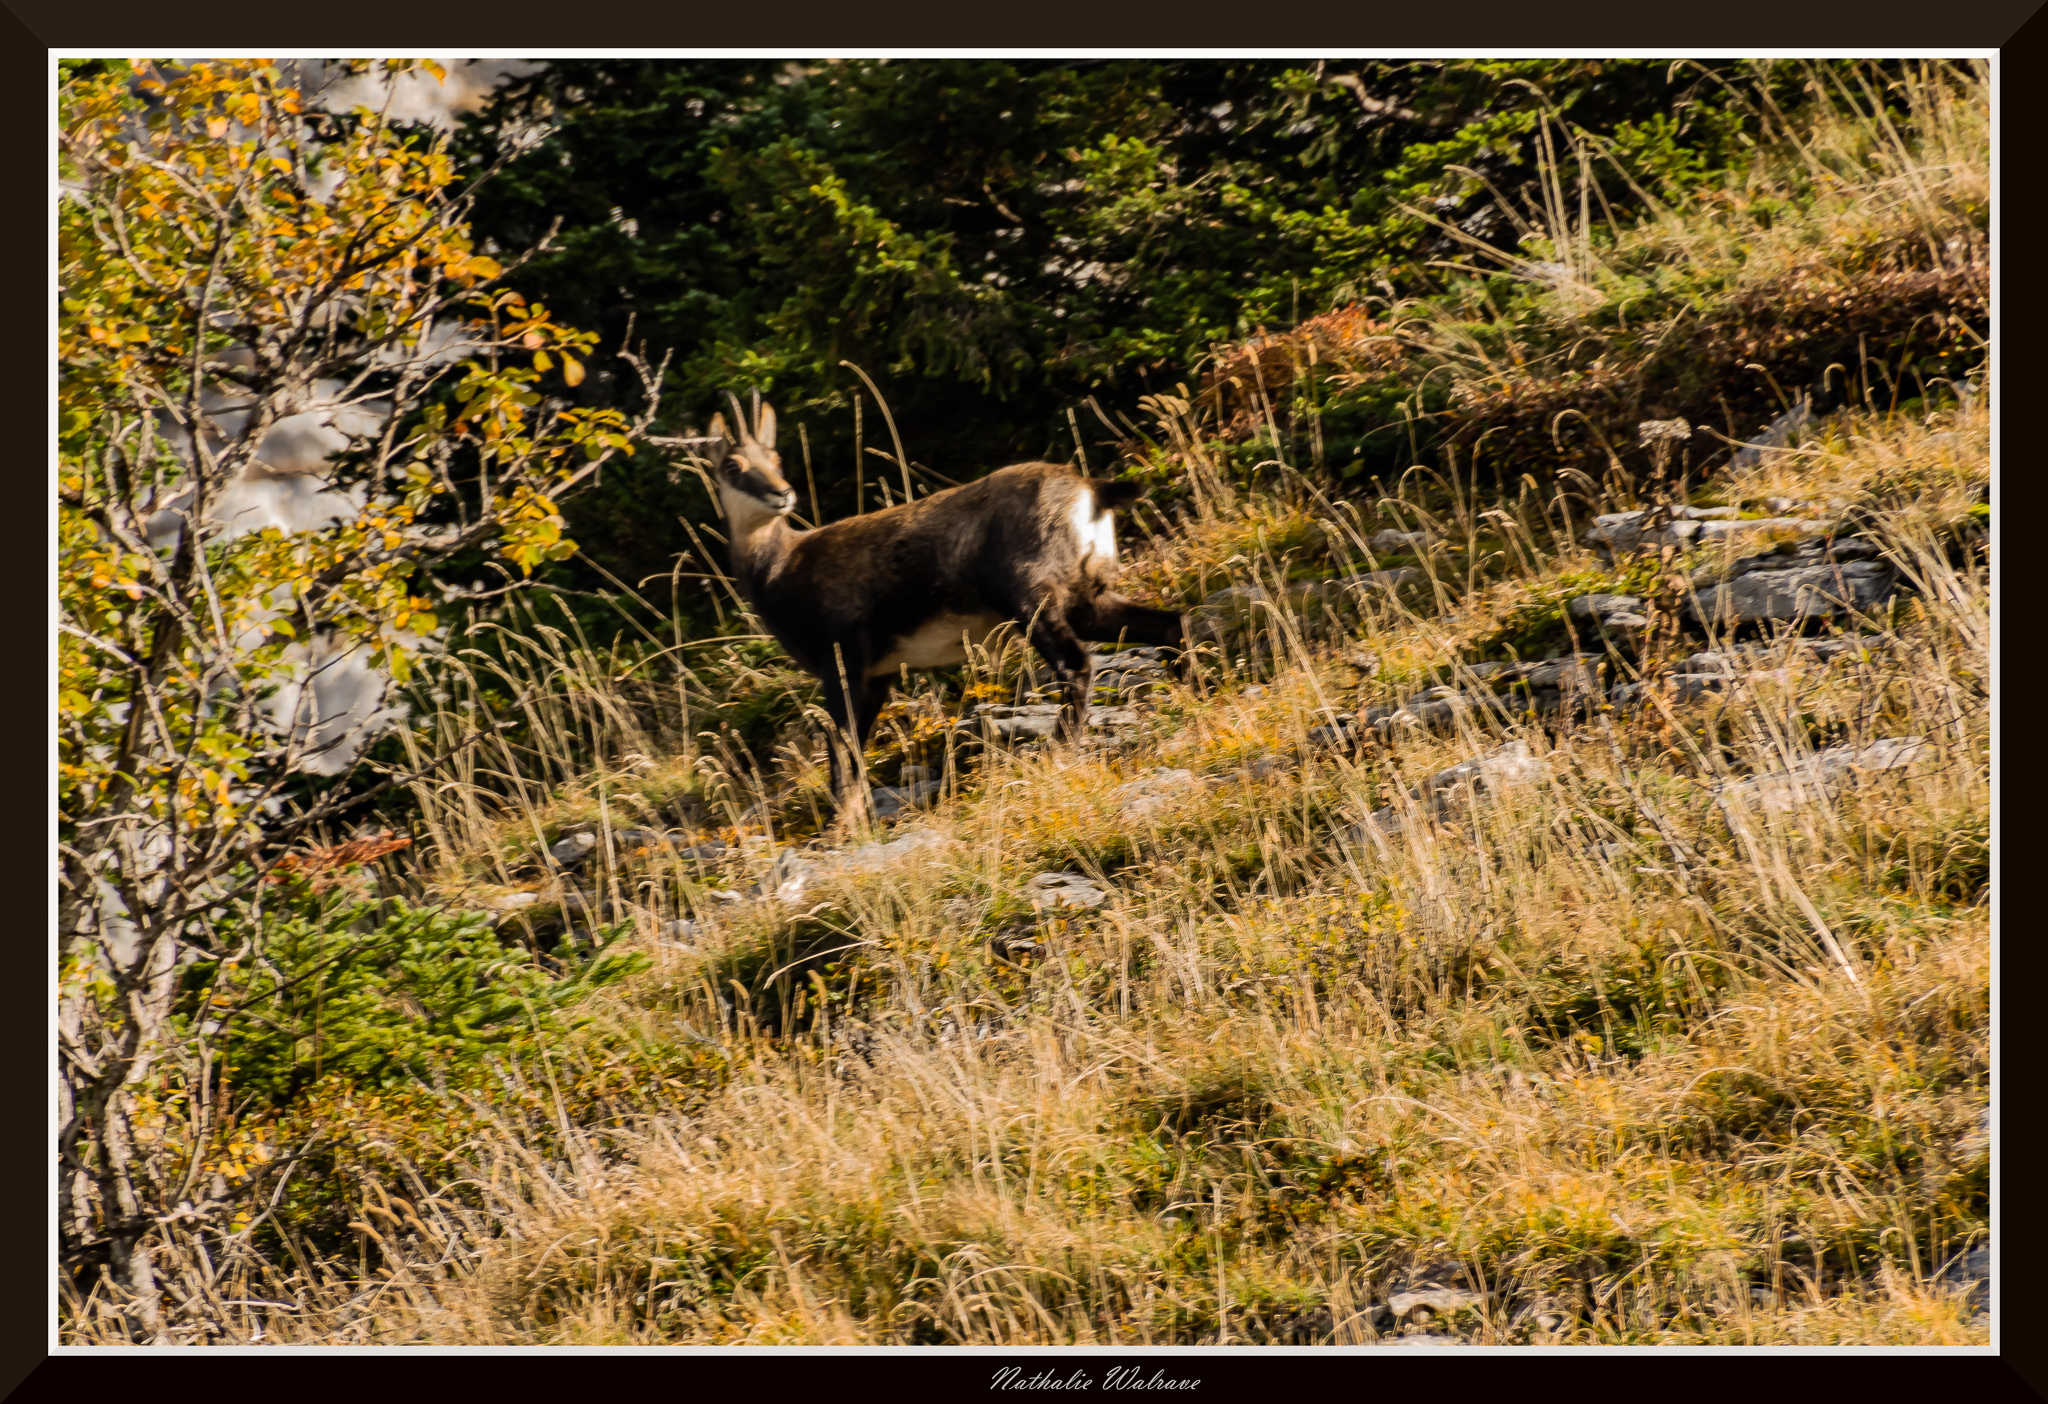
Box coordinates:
[57,60,1989,1347]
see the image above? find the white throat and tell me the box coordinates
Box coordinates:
[719,483,791,561]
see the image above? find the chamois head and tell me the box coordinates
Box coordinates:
[706,398,796,522]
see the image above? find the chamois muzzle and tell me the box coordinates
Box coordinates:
[721,457,797,514]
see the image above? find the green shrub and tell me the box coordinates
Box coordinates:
[181,896,646,1109]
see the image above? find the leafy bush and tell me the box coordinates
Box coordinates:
[181,896,646,1109]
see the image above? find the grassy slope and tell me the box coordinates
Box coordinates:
[75,65,1986,1348]
[402,396,1988,1347]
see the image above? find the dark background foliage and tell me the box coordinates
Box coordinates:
[451,59,1800,623]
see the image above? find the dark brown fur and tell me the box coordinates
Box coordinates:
[696,403,1185,824]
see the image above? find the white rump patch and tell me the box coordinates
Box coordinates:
[868,611,1008,678]
[1069,488,1118,568]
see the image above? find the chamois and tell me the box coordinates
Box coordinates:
[686,399,1186,825]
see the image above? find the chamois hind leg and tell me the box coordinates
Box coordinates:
[1070,591,1198,690]
[821,672,892,833]
[1022,606,1096,745]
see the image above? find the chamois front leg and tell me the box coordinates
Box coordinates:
[1025,609,1096,745]
[1071,590,1201,694]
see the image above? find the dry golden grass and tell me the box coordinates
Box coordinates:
[123,381,1983,1349]
[59,67,1987,1344]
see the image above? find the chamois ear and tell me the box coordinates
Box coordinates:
[723,391,753,444]
[755,402,777,447]
[707,413,729,447]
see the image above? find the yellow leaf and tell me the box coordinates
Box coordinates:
[562,355,584,387]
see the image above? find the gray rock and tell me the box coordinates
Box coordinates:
[872,780,942,819]
[548,831,598,867]
[1388,1285,1495,1321]
[1521,657,1602,692]
[1692,515,1814,542]
[1400,699,1456,729]
[1599,611,1649,629]
[1112,767,1199,817]
[821,827,952,878]
[1368,529,1430,552]
[978,703,1143,744]
[1243,753,1292,781]
[1091,647,1173,680]
[979,703,1062,743]
[1307,717,1362,751]
[1028,871,1110,912]
[1690,560,1900,625]
[1717,736,1926,817]
[1954,1108,1990,1161]
[1943,1244,1990,1313]
[1201,584,1268,609]
[1355,567,1420,589]
[1349,741,1549,845]
[1425,738,1548,800]
[483,890,541,915]
[1728,398,1814,471]
[1568,593,1644,622]
[992,926,1048,959]
[1088,705,1142,730]
[1585,506,1819,555]
[1402,684,1464,708]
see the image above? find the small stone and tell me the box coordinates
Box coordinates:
[1599,611,1649,629]
[1357,567,1420,588]
[1954,1108,1991,1161]
[1368,529,1429,552]
[1717,736,1926,817]
[980,703,1062,742]
[1111,767,1199,817]
[1200,584,1268,609]
[871,780,942,819]
[1388,1286,1492,1320]
[483,890,540,914]
[1307,716,1360,751]
[1027,871,1110,911]
[1242,684,1267,700]
[1242,753,1292,781]
[1088,705,1141,730]
[549,831,598,867]
[1568,593,1644,622]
